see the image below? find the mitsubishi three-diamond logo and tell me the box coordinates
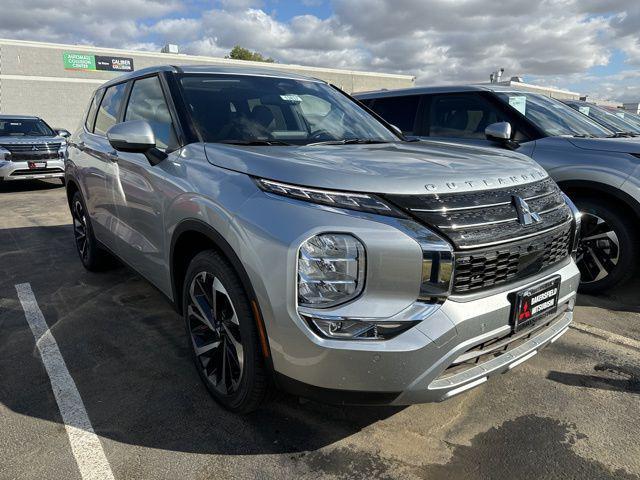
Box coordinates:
[513,196,541,226]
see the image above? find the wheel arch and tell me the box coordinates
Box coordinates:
[558,179,640,221]
[65,177,81,208]
[170,219,272,360]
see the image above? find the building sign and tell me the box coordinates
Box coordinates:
[63,52,134,72]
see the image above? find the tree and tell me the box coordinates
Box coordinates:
[226,45,275,63]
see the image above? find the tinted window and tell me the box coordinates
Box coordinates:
[125,76,178,150]
[0,118,54,137]
[369,96,420,134]
[429,95,505,139]
[179,74,398,145]
[94,83,127,136]
[85,90,102,132]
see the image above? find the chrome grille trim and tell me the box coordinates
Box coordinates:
[0,143,62,153]
[457,219,572,250]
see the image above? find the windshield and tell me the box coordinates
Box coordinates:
[619,111,640,130]
[567,102,640,135]
[0,118,55,137]
[179,74,399,145]
[494,92,613,138]
[615,111,640,129]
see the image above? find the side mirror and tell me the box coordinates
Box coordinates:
[107,120,166,165]
[390,124,403,136]
[485,122,519,150]
[485,122,511,141]
[56,129,71,138]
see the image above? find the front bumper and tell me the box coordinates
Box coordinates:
[0,159,65,181]
[273,259,579,405]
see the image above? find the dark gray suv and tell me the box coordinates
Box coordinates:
[357,86,640,292]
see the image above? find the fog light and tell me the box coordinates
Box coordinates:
[298,233,365,308]
[305,316,418,340]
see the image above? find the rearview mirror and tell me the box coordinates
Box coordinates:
[107,121,166,165]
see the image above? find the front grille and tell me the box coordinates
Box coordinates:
[384,178,574,294]
[9,152,61,161]
[453,225,571,293]
[0,143,61,153]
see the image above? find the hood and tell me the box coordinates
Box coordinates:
[566,136,640,154]
[0,135,65,145]
[204,140,548,195]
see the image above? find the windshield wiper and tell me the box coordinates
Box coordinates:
[218,139,292,146]
[306,138,389,146]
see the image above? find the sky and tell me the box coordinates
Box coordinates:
[1,0,640,101]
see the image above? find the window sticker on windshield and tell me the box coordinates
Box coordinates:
[615,112,625,118]
[508,96,527,116]
[578,106,590,116]
[280,94,302,103]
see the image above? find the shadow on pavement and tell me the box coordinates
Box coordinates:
[547,362,640,395]
[0,224,402,456]
[577,277,640,313]
[0,178,65,193]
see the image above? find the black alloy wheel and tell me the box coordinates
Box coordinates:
[183,250,271,412]
[187,271,244,396]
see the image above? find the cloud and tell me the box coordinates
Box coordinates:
[1,0,640,101]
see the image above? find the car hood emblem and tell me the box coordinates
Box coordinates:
[513,196,541,225]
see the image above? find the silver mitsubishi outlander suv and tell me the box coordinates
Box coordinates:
[0,115,68,183]
[65,65,581,413]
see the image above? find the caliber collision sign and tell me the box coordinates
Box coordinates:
[63,52,134,72]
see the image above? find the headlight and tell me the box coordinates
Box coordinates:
[256,178,405,217]
[562,193,582,255]
[298,233,365,308]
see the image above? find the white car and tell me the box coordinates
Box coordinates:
[0,115,68,183]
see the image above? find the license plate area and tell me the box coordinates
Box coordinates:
[28,161,47,169]
[511,276,561,332]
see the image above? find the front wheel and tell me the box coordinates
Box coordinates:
[574,198,638,293]
[183,250,271,413]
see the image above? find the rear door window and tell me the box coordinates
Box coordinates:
[94,83,127,136]
[369,95,420,134]
[427,94,505,139]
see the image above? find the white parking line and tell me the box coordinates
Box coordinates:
[15,283,115,480]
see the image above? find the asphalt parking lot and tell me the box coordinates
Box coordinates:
[1,179,639,480]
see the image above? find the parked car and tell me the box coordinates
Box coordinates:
[66,66,580,412]
[563,100,640,136]
[357,86,640,292]
[0,115,67,184]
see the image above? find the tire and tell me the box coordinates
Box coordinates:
[183,250,271,413]
[70,191,113,271]
[574,198,638,293]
